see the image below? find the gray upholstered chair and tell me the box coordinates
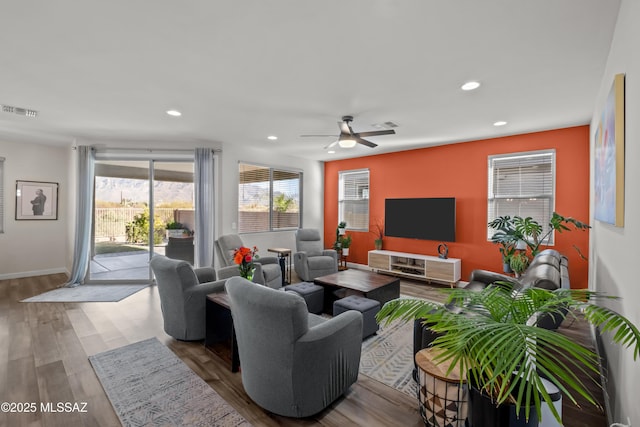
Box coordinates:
[216,234,283,289]
[293,228,338,281]
[225,276,363,418]
[150,255,235,341]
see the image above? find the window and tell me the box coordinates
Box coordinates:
[338,169,369,231]
[487,150,555,242]
[0,157,4,233]
[238,163,301,233]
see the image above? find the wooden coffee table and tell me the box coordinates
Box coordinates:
[314,269,400,314]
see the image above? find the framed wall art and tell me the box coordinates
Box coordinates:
[15,180,59,220]
[594,73,625,227]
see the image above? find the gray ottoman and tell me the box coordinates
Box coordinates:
[333,295,380,339]
[284,282,324,314]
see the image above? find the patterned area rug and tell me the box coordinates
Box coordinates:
[89,338,251,427]
[21,284,148,302]
[360,319,417,397]
[359,295,443,398]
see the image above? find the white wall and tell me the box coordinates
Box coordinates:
[589,0,640,424]
[0,140,69,278]
[1,137,324,278]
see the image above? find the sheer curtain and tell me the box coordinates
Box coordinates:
[64,146,95,287]
[194,148,216,268]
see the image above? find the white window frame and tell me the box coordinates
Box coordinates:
[487,150,556,243]
[238,163,302,233]
[338,169,369,231]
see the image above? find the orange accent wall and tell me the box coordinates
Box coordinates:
[324,126,591,289]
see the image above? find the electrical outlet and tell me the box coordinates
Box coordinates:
[231,222,237,230]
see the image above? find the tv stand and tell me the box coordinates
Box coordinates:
[368,250,461,287]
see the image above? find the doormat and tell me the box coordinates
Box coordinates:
[21,284,148,302]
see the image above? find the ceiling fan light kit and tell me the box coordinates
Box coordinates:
[338,137,357,148]
[302,115,396,150]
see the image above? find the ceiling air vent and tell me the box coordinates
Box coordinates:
[1,104,38,118]
[371,121,398,130]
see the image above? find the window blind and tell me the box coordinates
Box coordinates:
[338,169,369,231]
[238,163,301,233]
[272,169,300,230]
[0,157,4,233]
[487,151,555,242]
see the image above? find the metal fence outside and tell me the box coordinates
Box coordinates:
[95,208,176,241]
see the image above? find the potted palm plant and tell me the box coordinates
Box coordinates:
[377,284,640,426]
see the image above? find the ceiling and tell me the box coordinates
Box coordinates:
[0,1,620,161]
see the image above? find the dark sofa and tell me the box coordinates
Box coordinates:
[465,249,569,292]
[412,249,570,378]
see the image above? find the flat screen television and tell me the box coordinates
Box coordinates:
[384,197,456,242]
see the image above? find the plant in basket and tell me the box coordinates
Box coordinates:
[377,284,640,426]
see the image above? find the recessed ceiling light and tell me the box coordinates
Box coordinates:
[493,121,507,127]
[267,135,278,140]
[166,109,182,117]
[328,150,336,154]
[461,81,480,91]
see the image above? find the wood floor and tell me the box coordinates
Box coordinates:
[0,273,606,427]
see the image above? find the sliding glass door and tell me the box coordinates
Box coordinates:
[89,157,194,283]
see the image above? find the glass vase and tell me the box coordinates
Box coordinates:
[241,268,255,282]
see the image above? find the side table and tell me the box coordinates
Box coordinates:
[267,247,292,285]
[415,348,468,427]
[205,292,239,372]
[338,255,348,271]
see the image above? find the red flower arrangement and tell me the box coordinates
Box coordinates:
[233,246,259,280]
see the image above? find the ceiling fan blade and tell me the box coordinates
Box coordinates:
[300,134,337,138]
[355,129,396,138]
[323,140,339,149]
[355,136,377,148]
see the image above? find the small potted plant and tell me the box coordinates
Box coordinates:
[165,221,185,239]
[341,234,352,256]
[337,221,347,235]
[509,251,530,277]
[371,221,384,250]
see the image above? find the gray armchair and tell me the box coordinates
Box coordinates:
[294,228,338,281]
[216,234,283,289]
[150,255,233,341]
[225,276,363,417]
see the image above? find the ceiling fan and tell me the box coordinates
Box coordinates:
[301,115,396,149]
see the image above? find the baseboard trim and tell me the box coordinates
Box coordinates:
[0,267,69,281]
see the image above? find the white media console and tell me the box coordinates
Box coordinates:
[368,249,461,287]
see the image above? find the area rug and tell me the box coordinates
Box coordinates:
[359,295,443,398]
[89,337,251,427]
[21,284,148,303]
[360,319,417,397]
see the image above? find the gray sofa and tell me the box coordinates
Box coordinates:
[293,228,338,281]
[216,233,283,289]
[225,276,363,417]
[150,255,235,341]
